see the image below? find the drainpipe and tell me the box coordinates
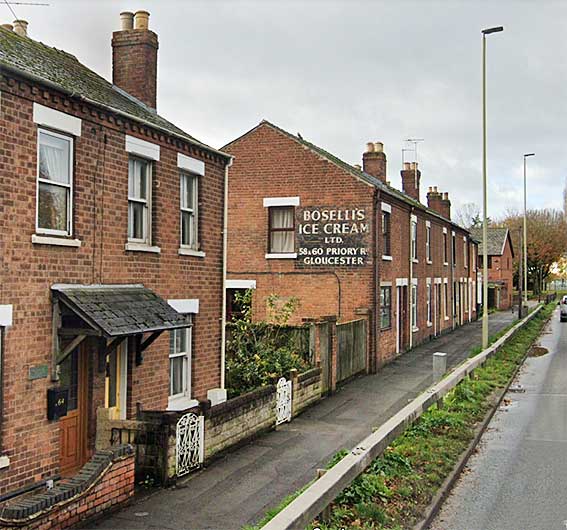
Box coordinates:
[408,207,414,350]
[372,188,380,373]
[220,157,234,390]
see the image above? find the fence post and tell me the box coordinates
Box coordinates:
[290,368,298,417]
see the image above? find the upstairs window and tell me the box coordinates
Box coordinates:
[411,219,418,261]
[426,225,431,263]
[128,157,151,244]
[452,233,457,267]
[464,238,468,268]
[443,232,448,264]
[37,129,73,236]
[269,206,294,253]
[382,211,391,256]
[180,171,199,250]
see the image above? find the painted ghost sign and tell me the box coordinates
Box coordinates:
[296,207,370,267]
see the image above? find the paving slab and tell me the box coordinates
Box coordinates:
[90,310,519,530]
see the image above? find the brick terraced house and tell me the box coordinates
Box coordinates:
[224,121,478,379]
[0,12,231,497]
[471,227,515,310]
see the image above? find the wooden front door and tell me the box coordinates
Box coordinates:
[397,286,409,353]
[59,346,88,476]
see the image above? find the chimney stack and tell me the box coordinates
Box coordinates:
[362,141,387,182]
[401,161,421,202]
[12,19,28,37]
[112,10,158,109]
[427,187,451,219]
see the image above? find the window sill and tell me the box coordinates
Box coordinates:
[412,326,419,332]
[0,455,9,469]
[444,262,448,267]
[380,326,392,332]
[125,242,161,254]
[382,255,393,261]
[32,234,82,248]
[412,259,419,264]
[444,316,450,321]
[427,260,433,265]
[265,253,297,259]
[427,322,433,328]
[179,248,206,258]
[167,397,199,412]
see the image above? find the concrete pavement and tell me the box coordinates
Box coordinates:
[92,311,519,530]
[430,305,566,530]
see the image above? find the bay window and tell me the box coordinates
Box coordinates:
[37,129,73,235]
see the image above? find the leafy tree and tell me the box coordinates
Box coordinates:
[225,290,310,397]
[500,209,567,295]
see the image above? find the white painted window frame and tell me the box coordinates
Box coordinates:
[463,236,468,268]
[127,156,152,246]
[180,170,200,252]
[36,128,74,237]
[443,278,449,320]
[411,215,418,263]
[426,278,433,326]
[169,326,192,403]
[263,196,300,208]
[411,282,418,332]
[426,222,432,264]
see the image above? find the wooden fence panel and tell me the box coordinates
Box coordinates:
[337,319,366,383]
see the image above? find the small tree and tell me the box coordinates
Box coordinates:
[225,290,309,397]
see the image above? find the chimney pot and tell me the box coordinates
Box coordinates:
[366,142,375,153]
[1,23,13,31]
[373,142,383,153]
[362,141,387,182]
[443,192,449,200]
[13,19,27,36]
[134,10,150,30]
[410,161,417,170]
[120,11,134,30]
[403,162,411,170]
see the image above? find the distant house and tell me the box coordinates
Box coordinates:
[471,227,515,310]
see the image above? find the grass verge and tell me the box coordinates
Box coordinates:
[252,302,555,530]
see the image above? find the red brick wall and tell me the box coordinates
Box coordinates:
[0,74,227,493]
[486,236,514,309]
[0,451,135,529]
[225,124,376,327]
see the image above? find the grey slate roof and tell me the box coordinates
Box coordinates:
[0,26,230,160]
[224,120,471,233]
[470,227,511,256]
[53,285,191,337]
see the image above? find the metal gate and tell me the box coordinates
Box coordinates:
[337,319,367,383]
[176,412,204,477]
[275,377,292,425]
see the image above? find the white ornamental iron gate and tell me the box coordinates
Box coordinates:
[275,377,292,425]
[176,412,204,477]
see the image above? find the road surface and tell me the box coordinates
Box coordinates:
[430,306,567,530]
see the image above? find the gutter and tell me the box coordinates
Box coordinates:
[220,157,234,389]
[0,61,232,161]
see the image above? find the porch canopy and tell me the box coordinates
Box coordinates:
[51,284,191,368]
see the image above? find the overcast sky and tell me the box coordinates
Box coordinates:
[6,0,566,220]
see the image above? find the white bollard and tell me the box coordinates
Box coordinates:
[433,352,447,381]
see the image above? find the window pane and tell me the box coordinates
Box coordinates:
[59,350,78,411]
[179,328,188,353]
[181,211,193,246]
[39,132,70,184]
[271,207,293,229]
[128,202,146,240]
[129,159,147,199]
[170,356,184,396]
[271,231,294,253]
[38,181,68,231]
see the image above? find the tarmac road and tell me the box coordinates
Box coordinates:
[430,305,567,530]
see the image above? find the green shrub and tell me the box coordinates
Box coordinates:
[225,290,310,397]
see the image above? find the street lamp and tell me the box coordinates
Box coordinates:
[481,26,504,349]
[523,153,535,304]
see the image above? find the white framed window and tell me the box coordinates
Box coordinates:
[426,281,432,325]
[463,237,468,268]
[128,157,151,244]
[426,224,432,263]
[443,279,449,320]
[169,325,192,401]
[37,128,73,236]
[411,283,418,330]
[180,171,199,250]
[411,218,418,261]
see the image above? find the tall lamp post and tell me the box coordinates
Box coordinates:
[523,153,535,305]
[481,26,504,349]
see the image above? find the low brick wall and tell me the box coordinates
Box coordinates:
[204,385,276,459]
[0,445,134,529]
[292,367,322,417]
